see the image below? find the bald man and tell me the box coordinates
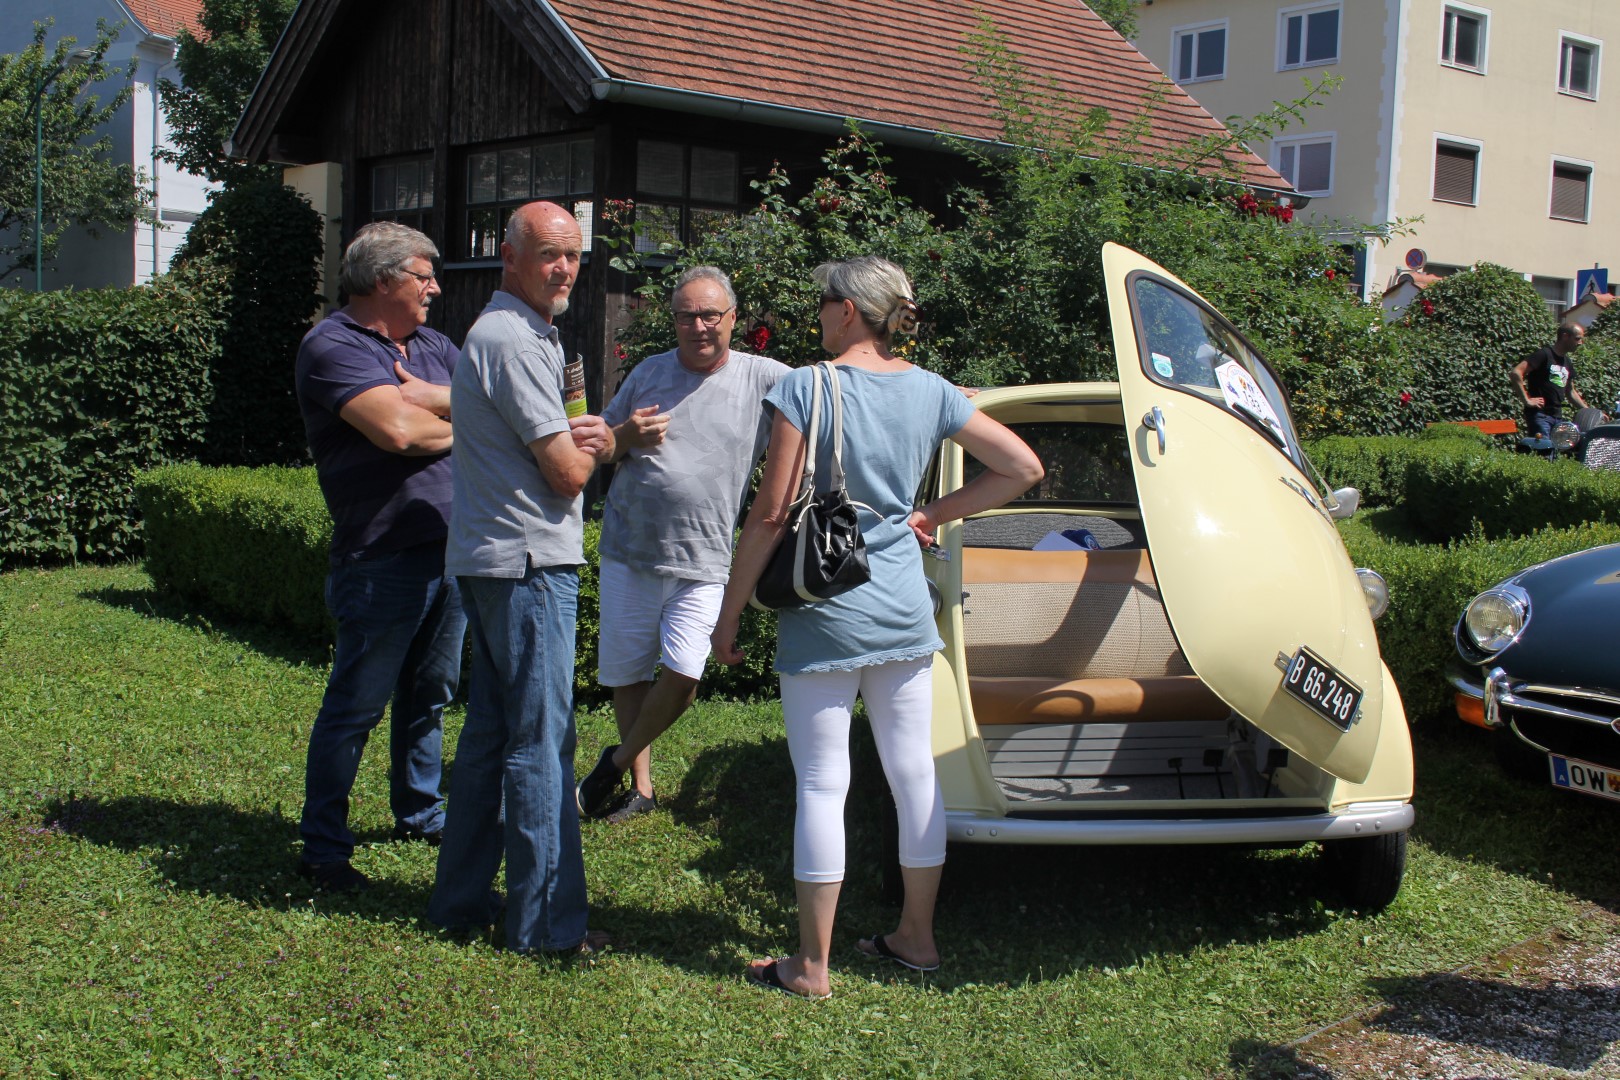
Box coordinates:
[427,201,614,955]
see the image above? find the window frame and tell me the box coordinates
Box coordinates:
[1432,135,1483,206]
[367,154,435,234]
[1271,132,1337,198]
[1549,156,1594,223]
[1277,1,1342,72]
[631,139,742,255]
[1170,19,1229,84]
[1557,32,1602,100]
[1440,3,1489,74]
[459,134,596,263]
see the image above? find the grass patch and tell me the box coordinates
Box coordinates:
[1,564,1613,1077]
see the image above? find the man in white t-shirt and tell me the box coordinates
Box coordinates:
[578,266,788,822]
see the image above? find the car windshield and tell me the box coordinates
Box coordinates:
[1130,276,1305,470]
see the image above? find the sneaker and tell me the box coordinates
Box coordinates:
[604,790,658,825]
[297,859,370,892]
[390,823,443,846]
[576,744,626,819]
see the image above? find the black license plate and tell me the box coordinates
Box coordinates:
[1281,647,1362,731]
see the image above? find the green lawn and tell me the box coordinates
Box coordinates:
[1,564,1613,1078]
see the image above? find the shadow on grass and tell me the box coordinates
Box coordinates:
[1408,722,1620,905]
[1227,1040,1333,1079]
[652,726,1342,986]
[80,584,329,670]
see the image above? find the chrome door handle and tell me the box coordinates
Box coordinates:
[1143,407,1166,455]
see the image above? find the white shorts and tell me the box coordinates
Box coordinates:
[596,558,724,685]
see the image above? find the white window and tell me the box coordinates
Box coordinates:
[1550,158,1593,222]
[1433,137,1481,205]
[1172,20,1228,83]
[1272,134,1335,196]
[1559,33,1601,99]
[1532,275,1572,317]
[1278,2,1341,70]
[1441,4,1488,72]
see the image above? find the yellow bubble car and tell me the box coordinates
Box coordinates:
[916,244,1414,910]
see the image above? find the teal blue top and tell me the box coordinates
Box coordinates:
[766,364,975,674]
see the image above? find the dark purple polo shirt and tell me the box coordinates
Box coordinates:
[294,310,458,562]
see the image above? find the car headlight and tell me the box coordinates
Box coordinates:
[1355,568,1389,620]
[1463,587,1529,654]
[1552,421,1581,451]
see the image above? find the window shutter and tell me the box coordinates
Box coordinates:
[1434,144,1477,203]
[1551,165,1590,221]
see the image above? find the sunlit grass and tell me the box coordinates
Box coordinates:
[1,563,1610,1077]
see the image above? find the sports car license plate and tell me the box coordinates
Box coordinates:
[1280,647,1362,731]
[1549,754,1620,803]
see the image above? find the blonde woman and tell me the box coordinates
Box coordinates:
[712,256,1043,999]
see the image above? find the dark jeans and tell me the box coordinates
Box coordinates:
[1523,406,1559,438]
[428,566,589,952]
[299,542,465,866]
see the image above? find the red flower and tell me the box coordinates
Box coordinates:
[1325,269,1336,280]
[744,324,772,352]
[1420,299,1436,316]
[1235,193,1260,217]
[1399,391,1413,404]
[614,342,627,361]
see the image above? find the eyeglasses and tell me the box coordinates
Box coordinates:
[398,268,437,285]
[673,307,734,328]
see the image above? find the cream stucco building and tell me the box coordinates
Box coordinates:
[1131,0,1616,311]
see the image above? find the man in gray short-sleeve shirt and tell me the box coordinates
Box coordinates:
[575,266,788,822]
[427,201,615,956]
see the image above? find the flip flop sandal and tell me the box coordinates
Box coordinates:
[858,933,940,972]
[746,958,832,1000]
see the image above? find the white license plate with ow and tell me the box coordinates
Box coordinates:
[1549,754,1620,803]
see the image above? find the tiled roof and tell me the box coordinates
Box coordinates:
[545,0,1284,188]
[120,0,205,40]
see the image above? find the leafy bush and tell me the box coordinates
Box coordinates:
[1386,264,1554,428]
[136,463,331,635]
[0,278,221,567]
[1340,519,1620,720]
[172,176,323,467]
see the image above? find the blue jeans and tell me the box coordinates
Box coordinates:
[1524,407,1558,438]
[428,566,589,952]
[299,542,465,866]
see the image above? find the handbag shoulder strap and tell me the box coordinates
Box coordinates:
[787,362,823,509]
[821,361,848,494]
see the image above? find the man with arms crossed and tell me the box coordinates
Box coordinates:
[427,201,615,953]
[294,222,464,892]
[577,266,788,822]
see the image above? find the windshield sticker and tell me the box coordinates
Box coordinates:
[1215,359,1289,450]
[1150,352,1176,379]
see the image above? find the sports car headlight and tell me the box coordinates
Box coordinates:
[1552,420,1581,451]
[1354,568,1389,620]
[1463,587,1529,653]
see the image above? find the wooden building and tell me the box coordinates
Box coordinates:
[231,0,1285,410]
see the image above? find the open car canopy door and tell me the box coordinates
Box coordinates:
[1102,243,1383,783]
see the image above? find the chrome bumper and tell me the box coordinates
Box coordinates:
[1451,666,1620,732]
[946,800,1413,846]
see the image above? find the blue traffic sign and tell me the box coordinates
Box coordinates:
[1577,267,1609,298]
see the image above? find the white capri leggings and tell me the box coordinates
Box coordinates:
[778,656,946,883]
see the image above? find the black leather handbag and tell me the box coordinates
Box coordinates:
[750,362,872,611]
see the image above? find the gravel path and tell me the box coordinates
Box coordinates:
[1275,904,1620,1078]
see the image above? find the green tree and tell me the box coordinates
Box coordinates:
[1085,0,1139,41]
[157,0,297,184]
[0,21,151,284]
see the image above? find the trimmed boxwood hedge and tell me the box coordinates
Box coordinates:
[137,465,782,703]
